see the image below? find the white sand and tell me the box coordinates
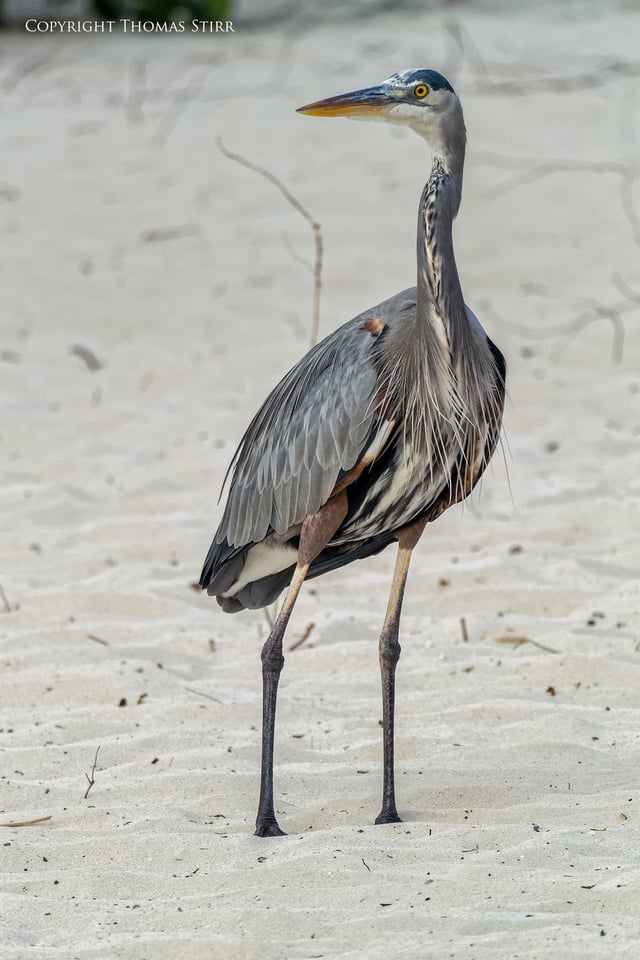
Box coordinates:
[2,5,640,957]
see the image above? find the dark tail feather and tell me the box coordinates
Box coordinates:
[200,537,247,594]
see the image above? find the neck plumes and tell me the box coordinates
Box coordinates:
[394,122,472,459]
[416,147,466,335]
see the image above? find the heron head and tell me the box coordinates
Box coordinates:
[297,69,463,157]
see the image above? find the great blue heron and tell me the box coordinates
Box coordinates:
[201,69,506,837]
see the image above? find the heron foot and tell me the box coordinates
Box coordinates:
[255,817,287,838]
[374,808,402,825]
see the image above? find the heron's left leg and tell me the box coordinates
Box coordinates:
[255,564,308,838]
[375,517,427,825]
[255,491,347,838]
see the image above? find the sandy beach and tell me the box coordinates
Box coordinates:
[2,2,640,956]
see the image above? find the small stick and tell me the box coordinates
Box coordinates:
[217,138,323,347]
[459,616,469,643]
[184,687,222,704]
[0,815,52,827]
[125,55,147,126]
[526,638,560,654]
[151,65,205,148]
[289,621,316,652]
[84,746,100,799]
[70,344,102,371]
[263,603,277,630]
[495,635,559,654]
[87,633,109,646]
[0,584,11,613]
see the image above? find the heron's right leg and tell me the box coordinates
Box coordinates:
[255,492,347,838]
[375,517,427,826]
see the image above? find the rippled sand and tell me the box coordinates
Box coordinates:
[2,5,640,957]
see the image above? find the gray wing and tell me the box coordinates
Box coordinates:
[215,289,416,550]
[217,323,377,548]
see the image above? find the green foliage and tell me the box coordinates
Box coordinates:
[92,0,230,21]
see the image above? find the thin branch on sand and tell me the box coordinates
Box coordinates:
[488,159,640,251]
[84,746,100,800]
[152,65,206,149]
[0,584,11,613]
[125,56,147,126]
[217,138,323,347]
[495,635,559,654]
[289,621,316,652]
[441,26,640,98]
[0,815,52,827]
[262,601,279,631]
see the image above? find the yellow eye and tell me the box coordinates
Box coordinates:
[414,84,429,99]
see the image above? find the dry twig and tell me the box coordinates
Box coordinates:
[152,64,206,148]
[70,344,102,371]
[84,746,100,799]
[289,622,316,652]
[488,159,640,251]
[0,584,11,613]
[0,815,52,827]
[87,633,109,646]
[184,687,222,704]
[263,604,276,630]
[555,300,627,365]
[217,137,323,347]
[495,635,559,654]
[445,19,493,88]
[125,56,147,126]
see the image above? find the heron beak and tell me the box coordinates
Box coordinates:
[297,84,396,118]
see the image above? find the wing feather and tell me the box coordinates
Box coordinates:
[215,315,387,549]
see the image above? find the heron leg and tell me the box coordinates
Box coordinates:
[255,492,347,838]
[375,517,427,826]
[256,563,308,838]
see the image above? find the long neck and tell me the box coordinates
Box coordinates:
[382,120,499,458]
[416,151,466,334]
